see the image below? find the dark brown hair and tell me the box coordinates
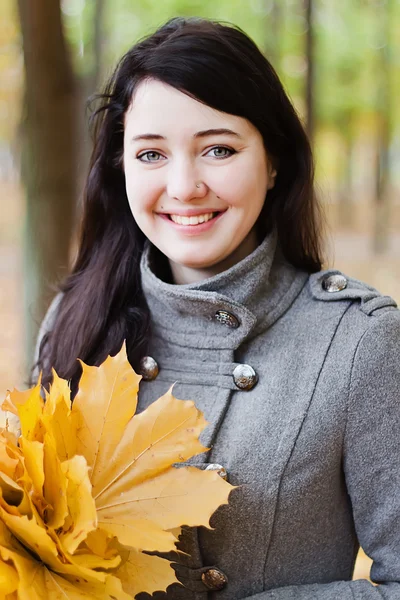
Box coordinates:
[32,16,324,397]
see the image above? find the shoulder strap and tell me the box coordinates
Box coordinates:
[309,270,397,316]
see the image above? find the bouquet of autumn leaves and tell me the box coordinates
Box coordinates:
[0,343,233,599]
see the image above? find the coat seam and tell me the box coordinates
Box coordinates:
[262,300,353,588]
[343,312,382,444]
[204,349,236,459]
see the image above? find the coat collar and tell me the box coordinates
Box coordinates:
[140,230,309,350]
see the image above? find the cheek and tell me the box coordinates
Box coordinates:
[220,160,268,207]
[124,165,161,215]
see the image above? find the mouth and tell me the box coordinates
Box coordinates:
[167,211,220,225]
[157,210,227,232]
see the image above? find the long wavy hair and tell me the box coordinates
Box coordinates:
[31,16,324,398]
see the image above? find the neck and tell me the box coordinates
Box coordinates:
[168,229,259,285]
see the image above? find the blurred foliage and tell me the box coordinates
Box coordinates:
[2,0,400,199]
[0,1,22,142]
[59,0,400,132]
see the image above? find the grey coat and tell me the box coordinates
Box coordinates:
[36,231,400,600]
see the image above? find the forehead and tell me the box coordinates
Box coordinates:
[124,78,253,137]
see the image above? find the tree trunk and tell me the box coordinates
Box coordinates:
[75,0,106,233]
[91,0,106,94]
[17,0,78,376]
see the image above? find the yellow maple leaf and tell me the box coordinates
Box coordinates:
[114,546,177,598]
[1,389,22,416]
[8,382,45,442]
[0,433,19,479]
[19,438,44,499]
[92,386,208,501]
[84,527,117,559]
[98,465,232,532]
[0,341,235,598]
[99,518,179,554]
[42,370,77,461]
[42,432,69,531]
[0,475,25,517]
[0,521,130,600]
[59,454,97,554]
[72,347,142,489]
[0,555,19,595]
[0,464,32,518]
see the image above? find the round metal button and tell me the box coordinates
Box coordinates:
[214,310,240,329]
[138,356,159,381]
[201,567,228,591]
[233,364,258,390]
[322,274,347,293]
[205,464,228,481]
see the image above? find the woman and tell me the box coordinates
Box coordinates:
[32,17,400,600]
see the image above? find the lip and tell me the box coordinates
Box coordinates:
[158,209,227,235]
[157,208,225,217]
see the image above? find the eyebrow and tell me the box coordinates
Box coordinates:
[130,128,243,142]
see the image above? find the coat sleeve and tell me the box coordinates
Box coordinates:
[31,292,63,383]
[4,293,64,435]
[240,308,400,600]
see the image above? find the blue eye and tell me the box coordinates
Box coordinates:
[137,151,164,163]
[137,146,235,162]
[206,146,235,159]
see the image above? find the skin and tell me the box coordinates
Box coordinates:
[123,78,277,285]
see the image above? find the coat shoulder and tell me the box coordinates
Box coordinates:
[33,292,64,363]
[308,269,398,317]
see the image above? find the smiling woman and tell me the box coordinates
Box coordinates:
[31,15,400,600]
[123,79,276,283]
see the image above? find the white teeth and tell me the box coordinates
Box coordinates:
[170,212,216,225]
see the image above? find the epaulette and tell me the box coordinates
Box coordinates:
[309,269,397,316]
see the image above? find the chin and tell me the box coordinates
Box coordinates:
[180,246,227,265]
[176,258,215,270]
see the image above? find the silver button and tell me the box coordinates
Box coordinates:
[205,464,228,481]
[214,310,240,329]
[322,274,347,293]
[233,364,258,390]
[138,356,159,381]
[201,567,228,591]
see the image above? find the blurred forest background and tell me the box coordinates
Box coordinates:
[1,0,400,581]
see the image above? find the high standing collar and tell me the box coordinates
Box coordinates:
[140,230,309,350]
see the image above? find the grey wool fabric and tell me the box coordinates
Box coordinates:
[36,230,400,600]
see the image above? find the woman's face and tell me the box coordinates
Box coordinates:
[123,79,276,283]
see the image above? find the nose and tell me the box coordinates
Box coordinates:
[166,160,208,202]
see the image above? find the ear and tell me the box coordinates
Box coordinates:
[267,166,278,190]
